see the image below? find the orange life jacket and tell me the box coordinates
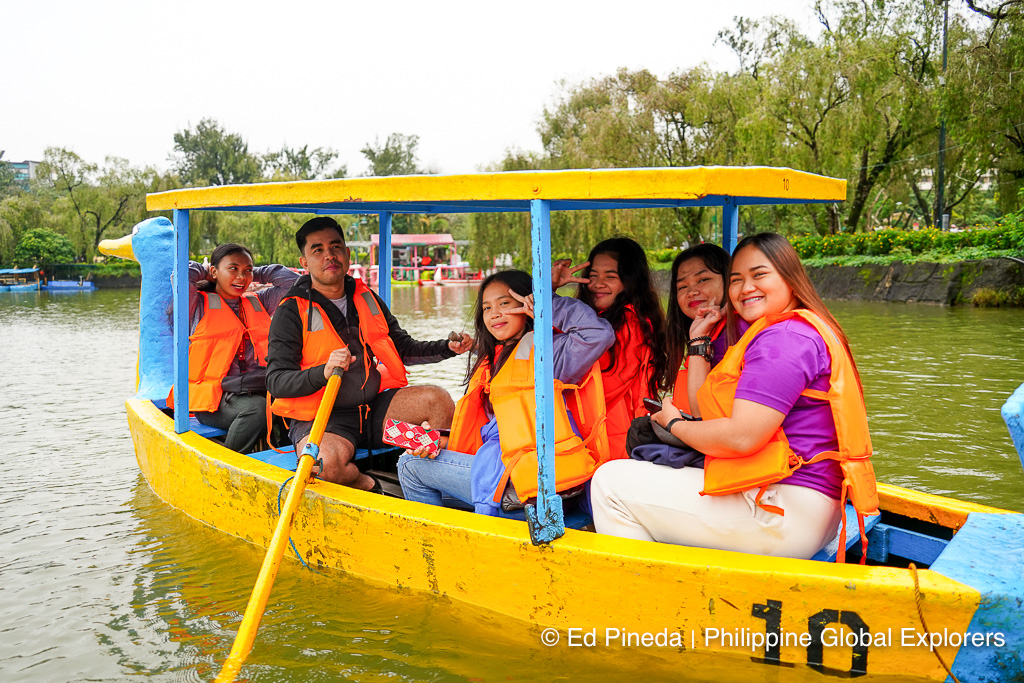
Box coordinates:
[169,291,271,413]
[696,309,878,563]
[448,331,610,501]
[270,279,408,421]
[600,307,653,459]
[670,318,726,414]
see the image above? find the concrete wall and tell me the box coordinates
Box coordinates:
[806,259,1024,305]
[93,274,142,288]
[652,258,1024,305]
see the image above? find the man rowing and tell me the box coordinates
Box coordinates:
[266,216,472,491]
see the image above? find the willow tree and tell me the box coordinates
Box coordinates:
[732,2,943,234]
[470,66,744,268]
[961,0,1024,215]
[37,148,153,260]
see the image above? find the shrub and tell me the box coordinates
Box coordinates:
[971,286,1024,307]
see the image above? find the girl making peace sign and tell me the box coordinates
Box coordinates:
[397,268,615,516]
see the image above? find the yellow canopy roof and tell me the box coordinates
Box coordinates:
[147,166,845,214]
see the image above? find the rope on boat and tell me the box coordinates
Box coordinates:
[277,474,323,573]
[909,563,961,683]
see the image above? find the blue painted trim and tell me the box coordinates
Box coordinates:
[194,196,837,216]
[379,212,393,309]
[172,209,190,434]
[1001,382,1024,470]
[722,200,739,254]
[929,513,1024,682]
[528,199,564,544]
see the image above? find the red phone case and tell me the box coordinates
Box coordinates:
[382,419,441,456]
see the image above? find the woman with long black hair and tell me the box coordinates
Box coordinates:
[173,243,297,453]
[575,237,668,458]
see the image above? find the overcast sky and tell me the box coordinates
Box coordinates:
[3,0,820,176]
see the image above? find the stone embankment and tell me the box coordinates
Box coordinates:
[653,258,1024,305]
[93,274,142,288]
[805,258,1024,305]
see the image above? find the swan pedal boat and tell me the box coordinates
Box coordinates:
[103,168,1024,682]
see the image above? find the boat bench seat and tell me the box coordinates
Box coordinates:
[812,505,954,565]
[246,444,401,468]
[810,504,882,562]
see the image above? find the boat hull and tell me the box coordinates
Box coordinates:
[126,397,1023,680]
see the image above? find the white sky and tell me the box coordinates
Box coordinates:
[2,0,820,176]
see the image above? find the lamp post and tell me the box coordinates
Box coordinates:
[935,0,949,230]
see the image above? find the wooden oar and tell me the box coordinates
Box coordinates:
[216,368,342,682]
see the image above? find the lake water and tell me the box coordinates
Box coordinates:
[1,286,1022,681]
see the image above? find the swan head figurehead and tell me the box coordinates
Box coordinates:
[99,217,175,400]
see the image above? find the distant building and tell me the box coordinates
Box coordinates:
[9,160,40,186]
[918,168,995,192]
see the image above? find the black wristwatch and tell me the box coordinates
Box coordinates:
[687,343,713,364]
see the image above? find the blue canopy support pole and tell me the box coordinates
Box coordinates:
[525,199,565,545]
[172,209,190,434]
[379,212,393,308]
[722,200,739,253]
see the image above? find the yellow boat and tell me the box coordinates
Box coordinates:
[102,168,1024,681]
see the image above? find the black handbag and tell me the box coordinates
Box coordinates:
[626,415,704,469]
[500,481,585,513]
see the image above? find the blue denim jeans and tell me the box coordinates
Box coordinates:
[397,449,475,508]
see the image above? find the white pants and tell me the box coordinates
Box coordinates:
[590,460,842,559]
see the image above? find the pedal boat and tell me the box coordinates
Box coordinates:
[102,168,1024,682]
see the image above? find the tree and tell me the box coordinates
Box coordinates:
[0,150,19,197]
[361,133,422,176]
[37,148,152,259]
[14,228,76,266]
[960,0,1024,214]
[0,194,49,265]
[264,145,345,180]
[172,118,264,186]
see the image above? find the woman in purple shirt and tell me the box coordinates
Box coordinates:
[591,233,865,559]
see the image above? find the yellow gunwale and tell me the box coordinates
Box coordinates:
[146,166,846,211]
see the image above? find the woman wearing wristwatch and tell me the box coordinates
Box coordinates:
[590,233,872,560]
[665,243,732,414]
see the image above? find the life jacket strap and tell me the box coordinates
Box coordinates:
[835,485,848,564]
[798,449,873,564]
[753,485,785,516]
[492,449,528,503]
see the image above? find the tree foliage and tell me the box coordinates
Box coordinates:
[265,145,346,180]
[172,118,263,186]
[467,0,1024,265]
[361,133,422,176]
[14,228,76,266]
[0,151,20,197]
[37,147,153,259]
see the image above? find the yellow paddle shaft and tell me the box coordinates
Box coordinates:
[216,370,342,682]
